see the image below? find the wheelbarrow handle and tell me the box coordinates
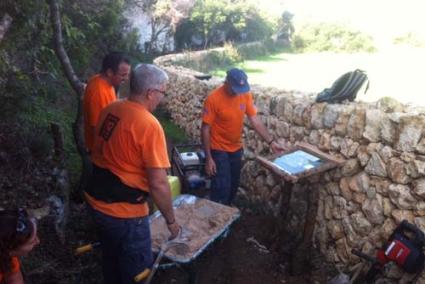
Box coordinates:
[74,242,100,255]
[134,268,151,282]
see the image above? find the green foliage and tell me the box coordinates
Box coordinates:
[393,32,425,48]
[292,22,377,53]
[154,107,189,145]
[175,0,276,50]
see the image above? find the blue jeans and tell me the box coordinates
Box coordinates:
[89,207,153,284]
[210,148,243,205]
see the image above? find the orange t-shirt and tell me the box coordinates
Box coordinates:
[0,257,20,282]
[202,85,257,152]
[86,99,170,218]
[83,74,116,152]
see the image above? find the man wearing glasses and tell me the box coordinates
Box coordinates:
[84,64,179,283]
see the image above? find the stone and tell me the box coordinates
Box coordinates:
[330,136,343,151]
[391,209,415,223]
[357,146,370,167]
[395,116,425,152]
[379,146,394,163]
[350,212,372,237]
[332,196,348,219]
[387,158,411,184]
[365,152,387,177]
[290,126,305,142]
[365,186,377,199]
[382,218,397,239]
[370,176,391,197]
[319,132,331,151]
[293,103,308,126]
[275,96,289,118]
[361,197,385,225]
[308,130,321,145]
[347,108,366,140]
[265,174,276,187]
[366,143,384,154]
[352,193,367,204]
[388,184,416,210]
[335,112,351,137]
[414,217,425,233]
[340,139,360,158]
[341,159,360,176]
[276,120,290,138]
[326,182,340,196]
[310,103,326,129]
[383,197,394,217]
[335,237,350,263]
[400,152,415,163]
[416,138,425,155]
[413,179,425,198]
[346,201,360,214]
[363,109,385,142]
[348,172,369,193]
[323,104,343,128]
[327,220,345,240]
[339,178,352,201]
[324,196,333,220]
[342,217,361,247]
[380,115,396,145]
[283,101,294,122]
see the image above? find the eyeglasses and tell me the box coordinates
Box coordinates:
[16,208,32,235]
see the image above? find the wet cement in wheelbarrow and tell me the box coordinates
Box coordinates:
[150,198,240,260]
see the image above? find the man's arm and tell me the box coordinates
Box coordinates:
[201,122,216,176]
[247,115,287,154]
[147,168,180,239]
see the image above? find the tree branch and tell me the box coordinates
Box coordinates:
[47,0,85,95]
[0,13,13,43]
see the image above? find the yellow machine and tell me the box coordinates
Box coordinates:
[153,176,181,212]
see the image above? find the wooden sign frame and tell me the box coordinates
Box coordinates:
[256,142,345,183]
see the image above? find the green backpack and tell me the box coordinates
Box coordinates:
[316,69,369,103]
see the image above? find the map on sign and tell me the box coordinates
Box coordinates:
[272,150,323,175]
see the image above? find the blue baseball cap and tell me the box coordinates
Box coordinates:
[226,68,250,94]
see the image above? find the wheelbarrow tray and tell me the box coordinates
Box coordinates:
[150,194,240,264]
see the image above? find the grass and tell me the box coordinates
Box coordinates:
[209,47,425,106]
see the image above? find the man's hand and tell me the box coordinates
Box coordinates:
[205,157,216,176]
[167,221,181,240]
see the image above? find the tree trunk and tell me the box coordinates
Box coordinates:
[0,13,13,43]
[47,0,90,204]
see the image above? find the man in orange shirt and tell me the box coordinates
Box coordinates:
[83,51,131,152]
[85,64,180,284]
[202,68,286,205]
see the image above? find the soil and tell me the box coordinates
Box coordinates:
[0,123,333,284]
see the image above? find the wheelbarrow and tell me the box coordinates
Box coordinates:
[76,195,240,284]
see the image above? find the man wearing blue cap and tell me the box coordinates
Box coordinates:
[201,68,286,205]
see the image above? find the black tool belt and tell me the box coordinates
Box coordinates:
[85,164,149,204]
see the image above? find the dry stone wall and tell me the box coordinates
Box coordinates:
[159,63,425,283]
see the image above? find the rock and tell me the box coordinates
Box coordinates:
[414,217,425,233]
[335,111,351,137]
[363,109,385,142]
[357,146,370,166]
[332,196,348,219]
[365,186,377,199]
[335,237,350,263]
[330,136,343,151]
[341,159,360,176]
[327,220,345,240]
[275,96,289,118]
[387,158,411,184]
[326,182,340,196]
[395,116,425,152]
[342,217,361,247]
[324,196,333,220]
[383,198,394,217]
[379,146,394,163]
[323,104,343,128]
[350,212,372,237]
[340,178,352,201]
[347,108,366,140]
[361,197,384,225]
[283,101,294,122]
[340,139,359,158]
[370,176,391,197]
[319,132,331,151]
[380,116,396,145]
[382,218,397,239]
[416,138,425,154]
[348,172,369,193]
[376,96,405,113]
[308,130,321,145]
[276,120,290,138]
[413,179,425,198]
[388,184,416,210]
[391,209,415,223]
[352,193,366,204]
[292,103,308,126]
[310,103,326,129]
[290,126,305,142]
[365,152,387,177]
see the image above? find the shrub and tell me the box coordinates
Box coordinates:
[293,22,376,53]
